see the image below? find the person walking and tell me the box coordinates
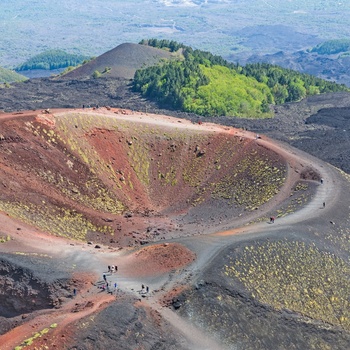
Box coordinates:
[114,282,118,295]
[323,202,326,208]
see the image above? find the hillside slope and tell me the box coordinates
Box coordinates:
[0,67,27,83]
[60,43,174,80]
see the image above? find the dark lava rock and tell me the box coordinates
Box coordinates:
[0,254,71,335]
[68,296,188,350]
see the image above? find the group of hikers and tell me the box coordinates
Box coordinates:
[140,284,150,294]
[99,265,119,293]
[99,267,151,296]
[108,265,118,273]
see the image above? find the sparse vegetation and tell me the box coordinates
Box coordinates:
[28,118,125,214]
[92,70,101,79]
[212,148,286,209]
[102,66,112,74]
[0,234,11,243]
[14,324,57,349]
[126,133,150,186]
[260,181,312,222]
[1,2,350,349]
[0,199,113,240]
[225,240,350,330]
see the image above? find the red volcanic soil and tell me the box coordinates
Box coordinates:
[121,243,196,277]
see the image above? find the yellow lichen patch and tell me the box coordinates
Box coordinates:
[14,324,57,349]
[127,135,150,186]
[224,240,350,330]
[0,200,113,241]
[0,234,11,243]
[212,149,286,209]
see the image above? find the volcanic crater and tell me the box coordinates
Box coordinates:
[0,108,293,247]
[1,107,348,350]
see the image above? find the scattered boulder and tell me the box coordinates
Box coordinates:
[102,218,113,222]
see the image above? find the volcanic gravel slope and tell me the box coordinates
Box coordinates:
[59,43,174,80]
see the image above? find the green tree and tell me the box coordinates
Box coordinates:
[133,39,349,118]
[16,49,90,71]
[288,81,307,101]
[92,70,101,79]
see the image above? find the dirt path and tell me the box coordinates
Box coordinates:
[0,109,345,349]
